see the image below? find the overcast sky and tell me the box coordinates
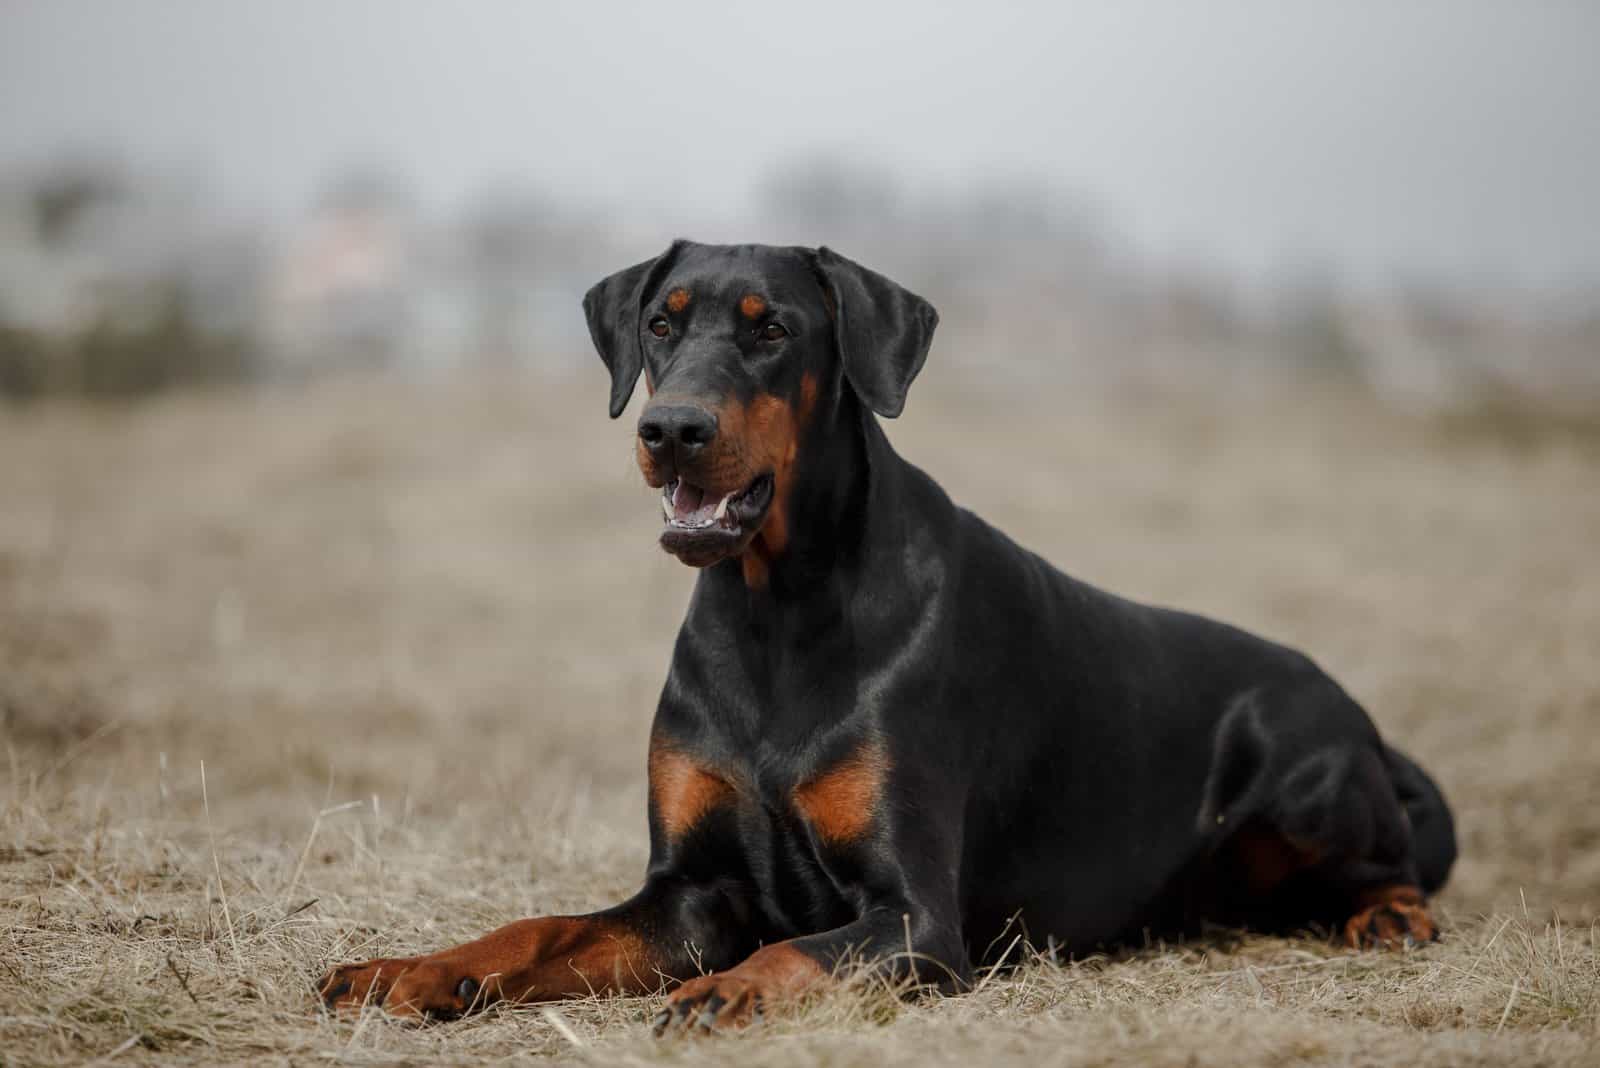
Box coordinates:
[3,1,1596,293]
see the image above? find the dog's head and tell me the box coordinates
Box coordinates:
[584,241,938,577]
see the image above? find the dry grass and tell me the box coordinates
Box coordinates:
[2,366,1598,1066]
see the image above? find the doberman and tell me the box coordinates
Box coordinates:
[320,241,1457,1031]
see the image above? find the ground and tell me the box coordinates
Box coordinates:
[2,368,1597,1066]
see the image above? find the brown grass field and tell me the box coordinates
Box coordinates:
[2,367,1598,1066]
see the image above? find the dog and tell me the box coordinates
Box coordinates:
[320,241,1457,1031]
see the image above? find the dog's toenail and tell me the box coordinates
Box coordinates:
[455,976,479,1003]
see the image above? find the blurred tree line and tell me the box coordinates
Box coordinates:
[0,289,255,399]
[1,156,1595,424]
[0,163,257,398]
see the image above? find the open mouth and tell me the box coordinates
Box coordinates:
[661,474,774,533]
[658,473,774,565]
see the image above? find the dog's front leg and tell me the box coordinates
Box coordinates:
[651,901,967,1033]
[319,877,748,1019]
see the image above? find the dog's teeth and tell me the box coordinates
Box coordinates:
[662,497,674,520]
[713,493,732,521]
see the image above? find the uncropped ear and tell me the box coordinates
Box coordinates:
[582,240,688,418]
[812,246,939,418]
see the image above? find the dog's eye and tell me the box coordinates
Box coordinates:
[762,323,788,341]
[648,317,670,339]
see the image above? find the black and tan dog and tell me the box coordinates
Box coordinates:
[320,241,1456,1031]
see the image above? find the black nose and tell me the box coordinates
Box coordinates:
[638,404,718,459]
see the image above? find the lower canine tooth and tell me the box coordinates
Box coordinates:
[662,497,674,520]
[713,494,732,521]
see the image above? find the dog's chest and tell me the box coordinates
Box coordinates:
[652,732,890,933]
[738,747,888,934]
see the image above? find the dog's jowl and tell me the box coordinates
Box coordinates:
[320,242,1456,1030]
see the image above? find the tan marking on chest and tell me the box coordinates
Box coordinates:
[792,738,889,845]
[649,745,734,841]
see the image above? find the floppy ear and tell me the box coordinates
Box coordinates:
[812,246,939,418]
[582,240,688,418]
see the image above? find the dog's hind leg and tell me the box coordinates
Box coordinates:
[1204,683,1446,949]
[1383,743,1458,896]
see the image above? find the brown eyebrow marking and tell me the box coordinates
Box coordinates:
[739,294,767,320]
[666,288,691,313]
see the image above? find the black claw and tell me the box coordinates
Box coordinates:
[455,976,480,1004]
[651,1008,673,1036]
[697,994,725,1030]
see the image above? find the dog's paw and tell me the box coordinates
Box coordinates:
[1344,887,1439,949]
[319,957,487,1020]
[652,972,769,1035]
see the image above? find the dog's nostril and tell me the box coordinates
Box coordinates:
[639,406,716,451]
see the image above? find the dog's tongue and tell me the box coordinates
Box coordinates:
[672,482,717,525]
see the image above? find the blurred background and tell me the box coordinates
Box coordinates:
[2,0,1599,963]
[2,2,1597,410]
